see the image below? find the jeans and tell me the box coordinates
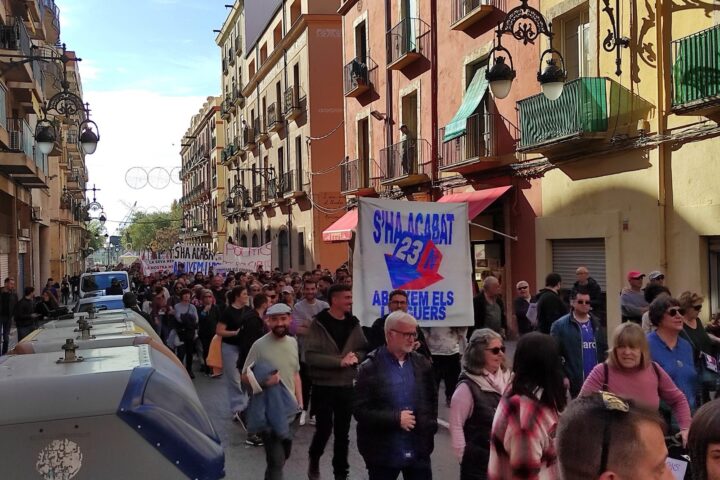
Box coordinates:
[431,353,461,403]
[260,415,299,480]
[0,316,11,355]
[367,462,433,480]
[308,385,354,477]
[221,342,248,414]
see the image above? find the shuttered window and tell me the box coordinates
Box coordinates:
[0,254,7,282]
[552,238,606,290]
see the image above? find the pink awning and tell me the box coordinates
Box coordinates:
[322,209,358,243]
[437,186,512,219]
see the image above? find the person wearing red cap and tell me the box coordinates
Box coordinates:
[621,271,648,324]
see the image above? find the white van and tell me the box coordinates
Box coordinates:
[79,271,130,298]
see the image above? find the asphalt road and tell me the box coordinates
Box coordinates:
[195,370,461,479]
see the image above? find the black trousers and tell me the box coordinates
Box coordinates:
[260,416,299,480]
[431,353,461,403]
[308,385,354,476]
[0,316,11,355]
[367,461,432,480]
[299,361,312,412]
[176,337,195,373]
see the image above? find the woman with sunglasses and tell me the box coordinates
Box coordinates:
[679,291,718,358]
[450,328,511,480]
[488,332,567,480]
[580,322,691,445]
[647,295,700,412]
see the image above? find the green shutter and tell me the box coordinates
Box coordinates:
[673,25,720,107]
[443,66,489,142]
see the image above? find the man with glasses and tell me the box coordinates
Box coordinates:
[366,290,431,359]
[557,392,673,480]
[512,281,533,335]
[648,270,666,287]
[621,270,648,324]
[471,276,506,338]
[551,289,607,398]
[262,284,278,306]
[354,311,437,479]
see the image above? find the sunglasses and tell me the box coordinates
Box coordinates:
[667,307,685,316]
[575,300,591,305]
[598,391,630,475]
[486,346,506,355]
[517,286,528,290]
[693,305,702,311]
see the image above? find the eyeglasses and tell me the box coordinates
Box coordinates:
[485,346,506,355]
[667,307,685,317]
[575,300,591,305]
[389,300,408,305]
[693,305,702,311]
[391,329,417,340]
[517,286,528,290]
[598,391,630,475]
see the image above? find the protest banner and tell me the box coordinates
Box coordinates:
[352,197,473,327]
[141,244,222,275]
[222,242,272,272]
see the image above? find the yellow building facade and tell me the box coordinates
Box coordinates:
[517,0,720,332]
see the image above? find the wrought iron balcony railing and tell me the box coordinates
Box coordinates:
[671,24,720,113]
[380,138,432,185]
[387,17,430,70]
[344,56,378,97]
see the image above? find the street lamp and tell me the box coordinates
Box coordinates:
[486,0,567,101]
[36,119,57,155]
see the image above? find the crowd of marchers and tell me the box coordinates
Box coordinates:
[2,263,720,480]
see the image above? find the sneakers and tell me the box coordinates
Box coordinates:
[246,434,264,447]
[307,457,320,480]
[308,415,316,426]
[299,410,307,426]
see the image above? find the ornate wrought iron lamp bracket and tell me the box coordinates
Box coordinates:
[601,0,630,76]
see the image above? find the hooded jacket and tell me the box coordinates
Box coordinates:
[304,308,368,386]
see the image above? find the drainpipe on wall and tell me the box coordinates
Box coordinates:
[655,0,668,274]
[384,0,394,154]
[282,0,292,271]
[430,0,438,200]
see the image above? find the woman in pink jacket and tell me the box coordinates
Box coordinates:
[580,322,691,444]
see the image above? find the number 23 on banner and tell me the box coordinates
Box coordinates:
[386,234,444,290]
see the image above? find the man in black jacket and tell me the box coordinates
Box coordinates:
[354,311,437,480]
[536,272,569,334]
[14,286,37,342]
[0,277,17,354]
[366,289,431,360]
[471,276,506,339]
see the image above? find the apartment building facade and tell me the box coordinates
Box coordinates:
[335,0,544,331]
[218,0,347,271]
[179,96,226,251]
[0,0,90,290]
[524,0,720,332]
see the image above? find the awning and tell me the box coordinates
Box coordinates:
[437,186,512,219]
[443,66,489,142]
[322,209,357,243]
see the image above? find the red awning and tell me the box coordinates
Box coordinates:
[437,186,512,219]
[322,209,358,243]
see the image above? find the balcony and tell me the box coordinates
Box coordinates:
[284,85,305,121]
[344,56,377,98]
[232,86,244,107]
[517,77,611,154]
[254,117,268,142]
[221,96,232,119]
[451,0,504,31]
[240,126,256,151]
[280,171,304,198]
[671,24,720,115]
[380,138,432,187]
[0,18,37,85]
[0,118,47,188]
[222,58,228,75]
[234,35,243,55]
[387,18,430,71]
[228,50,235,66]
[265,179,278,204]
[267,102,283,133]
[439,113,518,173]
[252,184,263,205]
[340,158,381,195]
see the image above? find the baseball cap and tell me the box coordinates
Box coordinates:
[266,303,292,316]
[627,271,645,281]
[648,271,664,280]
[281,286,294,294]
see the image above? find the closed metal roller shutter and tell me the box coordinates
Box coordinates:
[552,238,606,290]
[0,254,7,283]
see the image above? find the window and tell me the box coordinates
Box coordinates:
[298,232,305,267]
[355,21,367,62]
[290,0,301,25]
[260,43,268,64]
[295,136,303,187]
[559,8,590,80]
[273,23,282,49]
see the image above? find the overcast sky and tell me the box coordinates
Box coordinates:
[59,0,228,238]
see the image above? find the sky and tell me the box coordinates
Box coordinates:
[58,0,230,238]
